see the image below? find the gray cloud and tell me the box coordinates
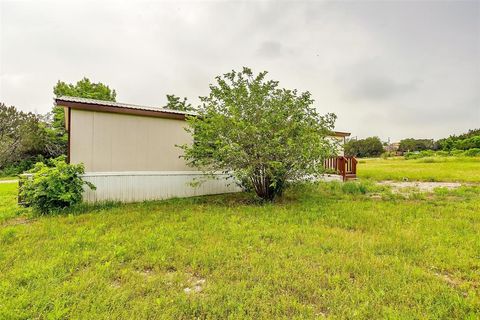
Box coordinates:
[350,76,417,101]
[256,41,284,59]
[0,0,478,141]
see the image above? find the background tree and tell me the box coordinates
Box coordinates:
[0,103,51,174]
[453,136,480,150]
[165,94,194,112]
[181,68,337,201]
[436,129,480,151]
[52,77,117,154]
[344,137,384,158]
[398,138,435,153]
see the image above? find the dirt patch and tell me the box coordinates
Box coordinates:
[434,271,462,288]
[2,217,33,227]
[137,267,154,277]
[378,181,464,193]
[184,276,206,294]
[111,278,122,288]
[0,180,18,184]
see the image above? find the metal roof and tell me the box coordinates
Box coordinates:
[332,131,351,137]
[55,96,198,116]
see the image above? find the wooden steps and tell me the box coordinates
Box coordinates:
[323,156,358,181]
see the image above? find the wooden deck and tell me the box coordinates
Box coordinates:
[323,156,357,181]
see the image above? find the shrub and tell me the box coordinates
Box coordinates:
[451,149,464,156]
[435,150,450,157]
[341,181,368,194]
[20,157,95,214]
[0,155,46,177]
[464,148,480,157]
[404,152,421,160]
[404,150,435,160]
[381,151,396,159]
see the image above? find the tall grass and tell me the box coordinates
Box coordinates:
[1,181,479,318]
[358,156,480,182]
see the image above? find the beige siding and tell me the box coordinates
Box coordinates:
[70,109,192,172]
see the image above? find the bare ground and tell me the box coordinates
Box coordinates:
[377,181,467,192]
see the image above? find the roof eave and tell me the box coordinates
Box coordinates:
[332,131,351,137]
[55,96,196,120]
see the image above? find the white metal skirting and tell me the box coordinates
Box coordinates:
[81,171,242,203]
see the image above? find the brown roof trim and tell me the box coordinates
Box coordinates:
[55,98,188,120]
[332,131,351,137]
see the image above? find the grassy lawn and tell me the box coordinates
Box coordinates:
[358,156,480,182]
[1,181,479,319]
[0,182,22,223]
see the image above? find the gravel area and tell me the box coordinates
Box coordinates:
[0,180,17,184]
[377,181,464,192]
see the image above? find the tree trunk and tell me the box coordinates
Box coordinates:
[251,169,284,201]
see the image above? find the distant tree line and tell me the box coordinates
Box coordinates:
[345,129,480,158]
[435,129,480,151]
[398,130,480,153]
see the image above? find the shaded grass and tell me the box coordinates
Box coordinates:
[358,156,480,182]
[1,181,479,319]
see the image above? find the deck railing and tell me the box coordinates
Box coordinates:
[323,156,357,181]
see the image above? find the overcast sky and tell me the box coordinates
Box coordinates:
[1,0,479,141]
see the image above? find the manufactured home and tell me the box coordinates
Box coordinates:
[56,96,355,202]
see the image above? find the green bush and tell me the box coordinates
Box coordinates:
[404,150,437,160]
[341,181,368,194]
[435,150,450,157]
[20,157,95,214]
[451,149,464,156]
[0,155,46,177]
[404,152,422,160]
[381,151,396,159]
[464,148,480,157]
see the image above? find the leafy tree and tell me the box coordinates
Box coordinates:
[436,129,480,151]
[0,103,48,172]
[398,138,435,152]
[454,136,480,150]
[52,77,117,154]
[53,77,117,101]
[180,68,337,201]
[165,94,194,112]
[344,137,384,158]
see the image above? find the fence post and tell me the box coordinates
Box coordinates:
[17,174,32,206]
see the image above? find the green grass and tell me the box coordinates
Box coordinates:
[1,181,479,319]
[358,156,480,182]
[0,182,25,222]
